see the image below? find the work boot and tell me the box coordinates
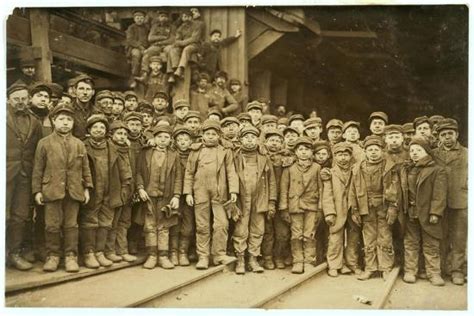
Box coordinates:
[8,253,33,271]
[213,254,236,266]
[357,270,374,281]
[159,256,175,269]
[22,248,36,263]
[340,265,352,274]
[263,256,275,270]
[430,274,445,286]
[43,255,60,272]
[105,253,122,263]
[178,238,190,266]
[65,254,80,273]
[292,262,304,274]
[353,268,363,275]
[328,269,338,277]
[143,255,157,269]
[382,271,390,281]
[452,272,465,286]
[235,255,245,275]
[248,256,264,273]
[121,253,137,262]
[169,251,179,266]
[303,240,316,266]
[179,252,190,266]
[284,255,293,266]
[128,241,138,255]
[83,251,100,269]
[275,257,286,269]
[418,271,428,279]
[95,252,113,267]
[196,256,209,270]
[403,273,417,284]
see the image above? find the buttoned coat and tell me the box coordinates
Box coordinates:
[322,165,352,233]
[400,158,448,239]
[234,148,277,213]
[432,143,468,209]
[183,143,239,204]
[32,132,93,202]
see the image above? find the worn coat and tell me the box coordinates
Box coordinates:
[400,158,448,239]
[349,159,401,217]
[432,143,468,209]
[279,162,330,213]
[234,148,277,213]
[183,143,239,203]
[32,132,93,202]
[322,165,352,233]
[84,139,133,209]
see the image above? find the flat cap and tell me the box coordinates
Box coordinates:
[153,91,169,101]
[413,116,431,129]
[95,90,114,101]
[326,118,344,130]
[437,118,458,132]
[71,74,93,86]
[294,136,314,149]
[201,119,221,132]
[157,10,169,16]
[137,101,154,114]
[123,111,143,122]
[184,111,201,121]
[332,142,353,155]
[264,128,284,139]
[149,55,163,64]
[313,140,331,153]
[173,99,190,110]
[304,117,322,128]
[363,135,385,148]
[7,82,29,96]
[199,72,211,82]
[342,121,360,133]
[19,58,35,67]
[151,124,172,135]
[384,124,403,134]
[173,126,193,138]
[261,114,278,125]
[240,125,260,138]
[207,108,223,119]
[369,111,388,123]
[429,115,445,125]
[402,123,415,134]
[109,120,130,132]
[113,92,125,102]
[246,101,263,112]
[214,70,228,81]
[409,136,432,155]
[257,97,270,105]
[28,82,52,96]
[47,83,64,97]
[283,126,300,136]
[228,78,241,86]
[237,113,252,122]
[220,117,240,127]
[50,104,75,117]
[288,114,305,125]
[133,9,147,16]
[124,90,138,99]
[87,114,109,130]
[277,117,289,126]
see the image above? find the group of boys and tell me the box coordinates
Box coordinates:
[6,74,467,289]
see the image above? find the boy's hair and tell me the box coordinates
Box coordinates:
[210,29,222,36]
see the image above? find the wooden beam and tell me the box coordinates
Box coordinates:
[320,30,377,38]
[171,66,191,104]
[247,9,299,33]
[29,9,52,82]
[248,29,285,60]
[7,14,31,45]
[249,69,271,101]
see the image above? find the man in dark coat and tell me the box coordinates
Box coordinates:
[6,83,43,270]
[71,74,96,140]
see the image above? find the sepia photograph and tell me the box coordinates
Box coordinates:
[2,1,469,311]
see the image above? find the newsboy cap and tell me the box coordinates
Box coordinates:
[363,135,384,149]
[246,101,263,112]
[342,121,360,133]
[240,125,260,138]
[109,120,130,132]
[7,82,28,97]
[313,140,331,153]
[201,119,221,132]
[87,114,109,131]
[409,136,432,156]
[402,123,415,134]
[261,114,278,125]
[332,142,353,155]
[384,124,404,135]
[413,116,431,129]
[220,117,240,127]
[294,136,314,149]
[437,118,458,132]
[326,119,344,130]
[50,104,75,118]
[369,111,388,123]
[151,124,172,136]
[123,111,143,123]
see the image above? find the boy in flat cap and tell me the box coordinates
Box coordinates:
[433,119,467,285]
[125,10,149,81]
[6,83,43,270]
[283,126,300,152]
[384,124,410,165]
[402,123,415,151]
[400,136,447,286]
[111,92,126,121]
[228,78,247,115]
[262,129,292,269]
[9,58,37,86]
[349,135,400,281]
[71,75,96,140]
[369,111,388,137]
[137,101,156,135]
[152,91,171,120]
[183,119,239,269]
[232,126,277,274]
[28,82,53,136]
[94,90,114,118]
[32,105,93,272]
[313,141,332,168]
[238,113,253,128]
[199,28,242,78]
[208,71,239,117]
[166,9,205,82]
[288,114,305,135]
[136,125,182,269]
[173,99,190,126]
[183,111,203,141]
[280,136,331,274]
[143,56,169,103]
[413,116,437,149]
[303,118,323,143]
[322,142,361,277]
[326,119,343,146]
[124,91,139,113]
[342,121,365,165]
[220,117,241,150]
[246,101,263,127]
[190,72,211,119]
[169,126,195,266]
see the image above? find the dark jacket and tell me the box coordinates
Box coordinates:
[32,132,93,202]
[125,23,149,49]
[175,19,205,47]
[322,165,352,233]
[148,22,175,46]
[72,99,94,140]
[199,36,239,76]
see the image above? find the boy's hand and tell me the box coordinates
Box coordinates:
[235,29,242,38]
[280,210,291,224]
[83,188,90,204]
[267,203,276,220]
[351,211,362,226]
[429,215,439,224]
[325,214,336,226]
[186,194,194,206]
[35,192,44,206]
[138,188,150,201]
[386,207,397,225]
[147,138,156,147]
[170,197,180,209]
[230,193,238,203]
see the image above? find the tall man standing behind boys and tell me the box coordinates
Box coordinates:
[183,119,239,269]
[32,104,93,272]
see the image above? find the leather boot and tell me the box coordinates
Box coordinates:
[452,272,465,286]
[263,256,275,270]
[65,253,80,272]
[64,228,79,257]
[357,270,374,281]
[8,252,33,271]
[235,254,245,274]
[274,257,286,269]
[212,254,236,266]
[105,252,123,263]
[430,274,445,286]
[196,256,209,270]
[143,255,157,269]
[248,255,264,273]
[121,253,137,262]
[158,254,175,269]
[21,248,36,263]
[291,239,304,274]
[43,255,60,272]
[95,252,113,267]
[83,251,100,269]
[80,228,96,256]
[178,237,190,266]
[303,239,317,267]
[169,251,179,266]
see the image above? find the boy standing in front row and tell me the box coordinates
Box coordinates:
[32,104,93,272]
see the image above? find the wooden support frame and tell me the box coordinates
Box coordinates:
[29,9,52,82]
